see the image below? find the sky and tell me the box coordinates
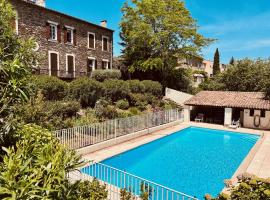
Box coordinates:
[46,0,270,63]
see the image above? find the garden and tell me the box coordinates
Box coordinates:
[21,71,180,131]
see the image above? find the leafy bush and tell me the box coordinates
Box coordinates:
[68,77,104,108]
[129,93,148,111]
[205,173,270,200]
[103,79,130,102]
[95,99,118,120]
[128,107,141,115]
[116,99,129,110]
[0,124,108,199]
[141,80,162,96]
[127,79,145,93]
[32,75,68,101]
[15,92,80,130]
[69,108,99,126]
[91,69,121,82]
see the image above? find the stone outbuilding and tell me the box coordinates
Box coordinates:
[184,91,270,130]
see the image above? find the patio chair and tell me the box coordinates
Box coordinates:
[195,113,204,122]
[229,119,240,129]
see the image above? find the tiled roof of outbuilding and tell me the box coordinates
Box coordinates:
[184,91,270,110]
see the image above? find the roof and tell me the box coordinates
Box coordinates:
[184,91,270,110]
[15,0,114,32]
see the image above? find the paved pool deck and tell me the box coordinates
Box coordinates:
[82,122,270,180]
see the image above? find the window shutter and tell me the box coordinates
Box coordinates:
[95,60,98,69]
[46,22,50,40]
[73,29,77,46]
[64,27,67,43]
[57,25,61,42]
[108,62,111,69]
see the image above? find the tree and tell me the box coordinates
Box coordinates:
[120,0,213,85]
[229,57,235,65]
[213,48,220,75]
[0,0,37,143]
[200,58,270,93]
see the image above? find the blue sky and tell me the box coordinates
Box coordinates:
[46,0,270,63]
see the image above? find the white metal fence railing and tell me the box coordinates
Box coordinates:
[55,109,183,150]
[70,162,197,200]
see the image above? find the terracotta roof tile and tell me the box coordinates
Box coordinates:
[184,91,270,110]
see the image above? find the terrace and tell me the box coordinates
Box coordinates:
[55,109,270,199]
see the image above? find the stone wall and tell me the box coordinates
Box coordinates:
[11,0,113,78]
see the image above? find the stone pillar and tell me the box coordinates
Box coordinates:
[224,108,232,126]
[184,105,190,122]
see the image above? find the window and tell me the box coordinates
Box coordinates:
[87,57,96,74]
[250,109,254,117]
[49,24,57,41]
[102,36,109,51]
[102,60,110,69]
[49,51,59,76]
[88,32,95,49]
[261,110,266,118]
[66,29,73,44]
[66,54,75,77]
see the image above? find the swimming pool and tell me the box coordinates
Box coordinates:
[82,126,259,199]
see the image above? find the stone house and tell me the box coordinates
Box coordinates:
[10,0,114,79]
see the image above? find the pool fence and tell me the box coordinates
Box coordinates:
[55,109,183,150]
[70,161,198,200]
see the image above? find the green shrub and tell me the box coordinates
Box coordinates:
[127,79,145,93]
[129,93,148,111]
[15,92,80,130]
[116,99,129,110]
[0,124,83,199]
[46,100,80,119]
[95,99,118,120]
[141,80,162,96]
[128,107,141,115]
[91,69,121,82]
[103,79,130,102]
[68,77,104,108]
[206,173,270,200]
[69,108,99,126]
[116,109,134,118]
[31,75,68,101]
[0,124,108,199]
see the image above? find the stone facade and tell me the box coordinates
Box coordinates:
[10,0,113,79]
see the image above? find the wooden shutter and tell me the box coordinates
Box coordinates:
[46,22,50,40]
[73,29,77,46]
[57,25,61,42]
[64,27,67,43]
[67,56,74,74]
[95,60,98,69]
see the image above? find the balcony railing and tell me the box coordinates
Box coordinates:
[34,68,88,78]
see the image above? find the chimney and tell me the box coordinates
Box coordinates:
[100,20,107,28]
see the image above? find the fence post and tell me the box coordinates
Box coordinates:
[114,119,117,138]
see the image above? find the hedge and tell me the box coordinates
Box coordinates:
[68,77,104,108]
[141,80,162,96]
[31,75,68,101]
[91,69,121,82]
[103,79,130,102]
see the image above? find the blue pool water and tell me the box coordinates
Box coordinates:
[83,127,259,199]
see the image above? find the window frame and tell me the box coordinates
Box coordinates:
[88,57,96,71]
[65,25,74,44]
[48,21,58,41]
[48,50,60,76]
[66,54,76,78]
[102,35,109,52]
[87,32,96,49]
[102,59,109,69]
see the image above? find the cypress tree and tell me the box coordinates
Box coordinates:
[229,56,235,65]
[213,48,220,75]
